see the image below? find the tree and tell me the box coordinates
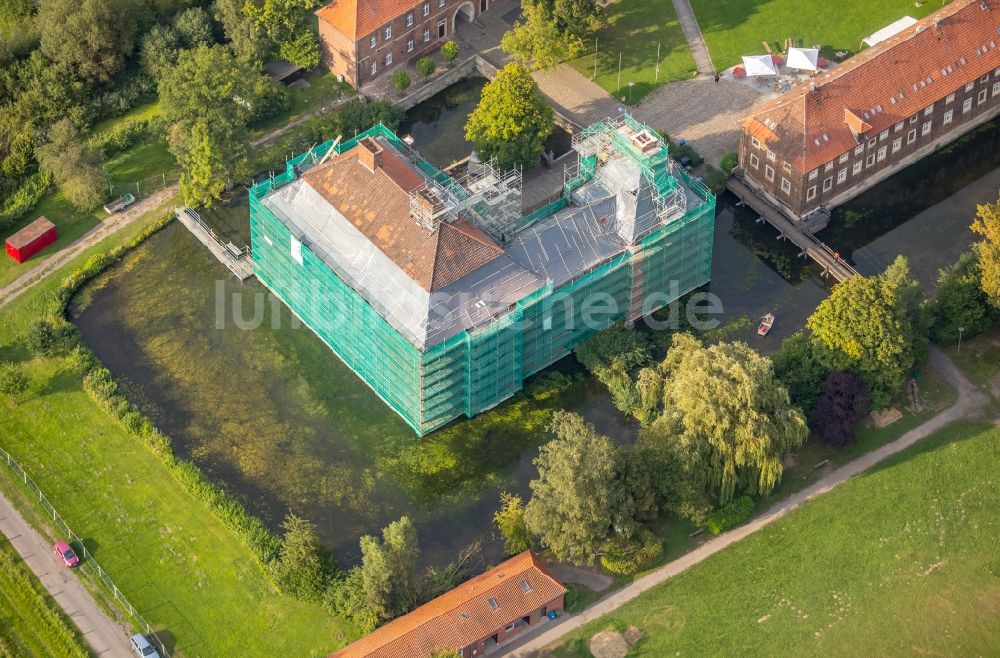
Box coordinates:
[213,0,271,62]
[523,412,634,565]
[441,40,459,63]
[0,362,29,401]
[159,45,276,205]
[393,71,411,95]
[140,25,182,79]
[640,333,808,504]
[930,252,995,344]
[416,56,435,78]
[36,0,137,86]
[493,492,532,556]
[242,0,320,41]
[35,119,106,211]
[972,196,1000,308]
[173,7,215,49]
[542,0,604,37]
[810,371,869,447]
[278,31,321,69]
[806,257,927,409]
[771,331,829,413]
[501,1,582,70]
[270,514,331,600]
[355,516,421,623]
[466,62,553,171]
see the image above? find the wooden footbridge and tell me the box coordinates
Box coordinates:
[727,177,859,283]
[174,207,254,281]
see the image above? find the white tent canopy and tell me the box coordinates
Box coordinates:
[863,16,917,47]
[786,47,819,71]
[742,54,777,77]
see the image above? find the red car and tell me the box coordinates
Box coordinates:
[53,540,79,567]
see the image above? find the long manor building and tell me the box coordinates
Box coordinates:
[249,116,715,435]
[738,0,1000,221]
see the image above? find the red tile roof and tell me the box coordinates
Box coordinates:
[316,0,421,40]
[743,0,1000,173]
[330,551,566,658]
[300,137,503,291]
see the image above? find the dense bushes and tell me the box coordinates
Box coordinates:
[88,120,150,159]
[599,530,663,576]
[0,172,53,229]
[0,362,30,401]
[811,371,869,447]
[706,496,755,535]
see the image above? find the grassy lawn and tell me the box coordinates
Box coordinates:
[0,208,357,658]
[92,101,162,134]
[567,0,697,105]
[547,419,1000,657]
[0,540,89,658]
[249,71,353,138]
[951,325,1000,392]
[689,0,940,70]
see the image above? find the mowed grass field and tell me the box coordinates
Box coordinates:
[0,540,89,658]
[567,0,696,104]
[689,0,940,70]
[547,420,1000,657]
[0,209,357,657]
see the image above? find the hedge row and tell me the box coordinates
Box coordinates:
[0,171,53,229]
[53,213,283,567]
[599,530,664,576]
[706,495,755,535]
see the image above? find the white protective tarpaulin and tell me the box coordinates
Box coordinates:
[863,16,917,47]
[742,54,777,77]
[786,47,819,71]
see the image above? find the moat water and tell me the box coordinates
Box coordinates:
[70,109,1000,566]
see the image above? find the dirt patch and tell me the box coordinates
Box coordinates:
[589,630,629,658]
[623,625,642,645]
[548,563,614,592]
[870,407,903,428]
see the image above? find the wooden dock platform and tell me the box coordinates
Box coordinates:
[727,177,859,283]
[174,207,254,281]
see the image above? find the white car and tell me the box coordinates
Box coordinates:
[130,633,161,658]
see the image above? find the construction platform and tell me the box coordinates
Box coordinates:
[174,207,254,281]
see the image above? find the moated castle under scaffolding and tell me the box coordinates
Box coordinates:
[249,115,716,435]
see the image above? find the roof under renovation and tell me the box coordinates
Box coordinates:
[262,116,698,350]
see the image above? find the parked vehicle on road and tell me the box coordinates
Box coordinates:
[52,540,79,567]
[130,633,161,658]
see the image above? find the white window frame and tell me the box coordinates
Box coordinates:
[854,144,864,155]
[749,153,759,168]
[407,38,414,52]
[385,52,392,65]
[370,60,377,75]
[924,103,933,116]
[384,25,392,39]
[922,120,932,136]
[765,164,774,181]
[946,93,955,104]
[751,136,760,149]
[836,169,847,184]
[852,161,862,175]
[423,27,431,42]
[370,35,377,48]
[423,2,430,16]
[993,82,1000,96]
[963,97,973,114]
[406,12,413,26]
[808,168,818,180]
[766,149,776,162]
[806,185,817,201]
[966,81,975,92]
[943,109,953,125]
[907,128,917,144]
[781,177,791,194]
[867,139,876,149]
[894,121,904,132]
[439,0,445,6]
[891,137,902,153]
[865,153,876,167]
[877,146,887,162]
[979,88,988,104]
[839,152,849,163]
[909,114,918,124]
[822,177,833,192]
[824,162,833,172]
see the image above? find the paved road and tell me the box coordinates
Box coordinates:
[0,186,177,310]
[0,490,133,657]
[503,346,985,656]
[671,0,715,77]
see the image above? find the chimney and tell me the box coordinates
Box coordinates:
[357,136,383,172]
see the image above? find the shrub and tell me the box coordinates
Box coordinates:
[24,319,58,356]
[416,56,435,78]
[720,151,738,175]
[0,362,29,401]
[706,495,755,535]
[67,346,98,375]
[393,71,411,95]
[88,119,150,158]
[441,40,458,63]
[811,371,869,447]
[599,530,664,576]
[0,172,53,229]
[702,164,729,195]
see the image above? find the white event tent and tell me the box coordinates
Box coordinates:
[742,54,777,77]
[786,47,819,71]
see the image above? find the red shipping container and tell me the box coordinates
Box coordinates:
[5,216,58,264]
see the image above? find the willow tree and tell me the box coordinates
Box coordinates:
[641,334,807,505]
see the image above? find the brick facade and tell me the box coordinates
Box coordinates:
[738,0,1000,220]
[317,0,492,87]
